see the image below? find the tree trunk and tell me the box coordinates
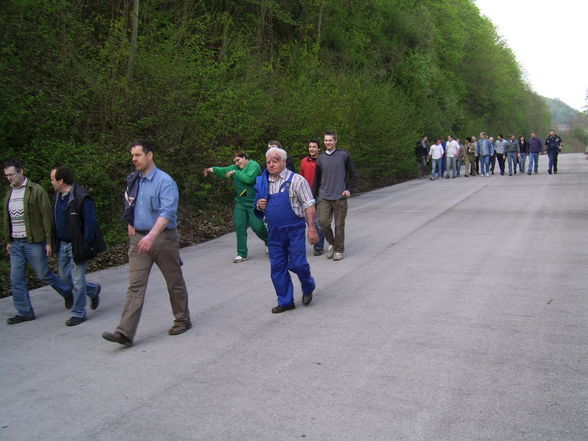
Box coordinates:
[127,0,140,80]
[317,1,324,46]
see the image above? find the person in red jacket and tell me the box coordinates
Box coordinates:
[300,140,325,255]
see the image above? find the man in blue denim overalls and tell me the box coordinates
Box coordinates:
[255,147,319,313]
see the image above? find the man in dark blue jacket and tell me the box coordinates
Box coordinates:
[50,166,104,326]
[545,130,562,174]
[527,133,544,175]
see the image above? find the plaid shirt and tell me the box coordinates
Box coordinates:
[268,169,315,217]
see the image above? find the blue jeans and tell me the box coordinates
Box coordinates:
[506,152,517,174]
[58,242,100,318]
[480,155,490,175]
[9,238,72,317]
[313,218,325,251]
[430,158,441,178]
[445,157,458,177]
[528,153,539,173]
[548,150,559,173]
[518,153,527,172]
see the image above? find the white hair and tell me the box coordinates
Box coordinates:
[265,147,287,162]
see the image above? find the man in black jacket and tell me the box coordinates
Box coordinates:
[415,136,429,179]
[50,166,104,326]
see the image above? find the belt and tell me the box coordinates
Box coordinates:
[135,228,177,235]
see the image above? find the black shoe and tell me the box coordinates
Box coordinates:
[313,249,324,256]
[91,284,101,310]
[168,322,192,335]
[102,331,133,346]
[6,315,36,325]
[65,316,87,327]
[271,303,295,314]
[64,294,74,309]
[302,292,313,306]
[548,170,552,174]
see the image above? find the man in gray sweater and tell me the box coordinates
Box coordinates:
[504,135,520,176]
[313,132,358,261]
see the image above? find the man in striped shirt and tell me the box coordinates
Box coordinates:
[255,147,318,313]
[3,159,73,325]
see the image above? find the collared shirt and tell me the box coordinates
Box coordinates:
[8,178,27,238]
[268,168,315,217]
[54,190,71,241]
[133,167,179,231]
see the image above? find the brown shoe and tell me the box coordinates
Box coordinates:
[271,303,295,314]
[168,322,192,335]
[102,331,133,346]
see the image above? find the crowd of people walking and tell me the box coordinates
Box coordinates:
[1,128,564,344]
[415,130,563,179]
[3,133,357,347]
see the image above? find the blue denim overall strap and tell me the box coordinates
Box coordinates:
[264,171,305,229]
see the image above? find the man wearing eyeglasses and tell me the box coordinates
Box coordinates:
[3,159,73,325]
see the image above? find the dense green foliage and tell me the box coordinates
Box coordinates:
[1,0,552,293]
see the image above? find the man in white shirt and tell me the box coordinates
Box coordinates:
[444,135,460,178]
[428,139,445,180]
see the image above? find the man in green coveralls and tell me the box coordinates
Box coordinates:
[204,150,269,263]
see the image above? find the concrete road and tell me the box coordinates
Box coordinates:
[1,153,587,441]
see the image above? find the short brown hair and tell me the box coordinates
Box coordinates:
[324,131,337,141]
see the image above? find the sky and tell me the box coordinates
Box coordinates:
[474,0,588,111]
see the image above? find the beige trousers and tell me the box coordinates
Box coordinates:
[116,229,190,341]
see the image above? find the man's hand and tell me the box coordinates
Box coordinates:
[342,190,351,198]
[257,198,268,210]
[225,170,235,178]
[203,167,213,176]
[138,233,155,253]
[128,224,136,236]
[6,243,12,254]
[307,227,319,245]
[45,244,52,257]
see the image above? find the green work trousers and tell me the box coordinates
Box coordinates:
[234,202,268,258]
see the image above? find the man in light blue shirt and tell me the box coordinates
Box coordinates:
[102,140,191,346]
[476,132,493,177]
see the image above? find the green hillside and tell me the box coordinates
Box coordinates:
[544,97,581,125]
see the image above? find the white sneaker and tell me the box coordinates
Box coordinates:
[233,256,247,263]
[333,252,344,261]
[326,245,334,259]
[265,247,269,255]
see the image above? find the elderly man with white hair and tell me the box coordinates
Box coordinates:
[255,147,318,313]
